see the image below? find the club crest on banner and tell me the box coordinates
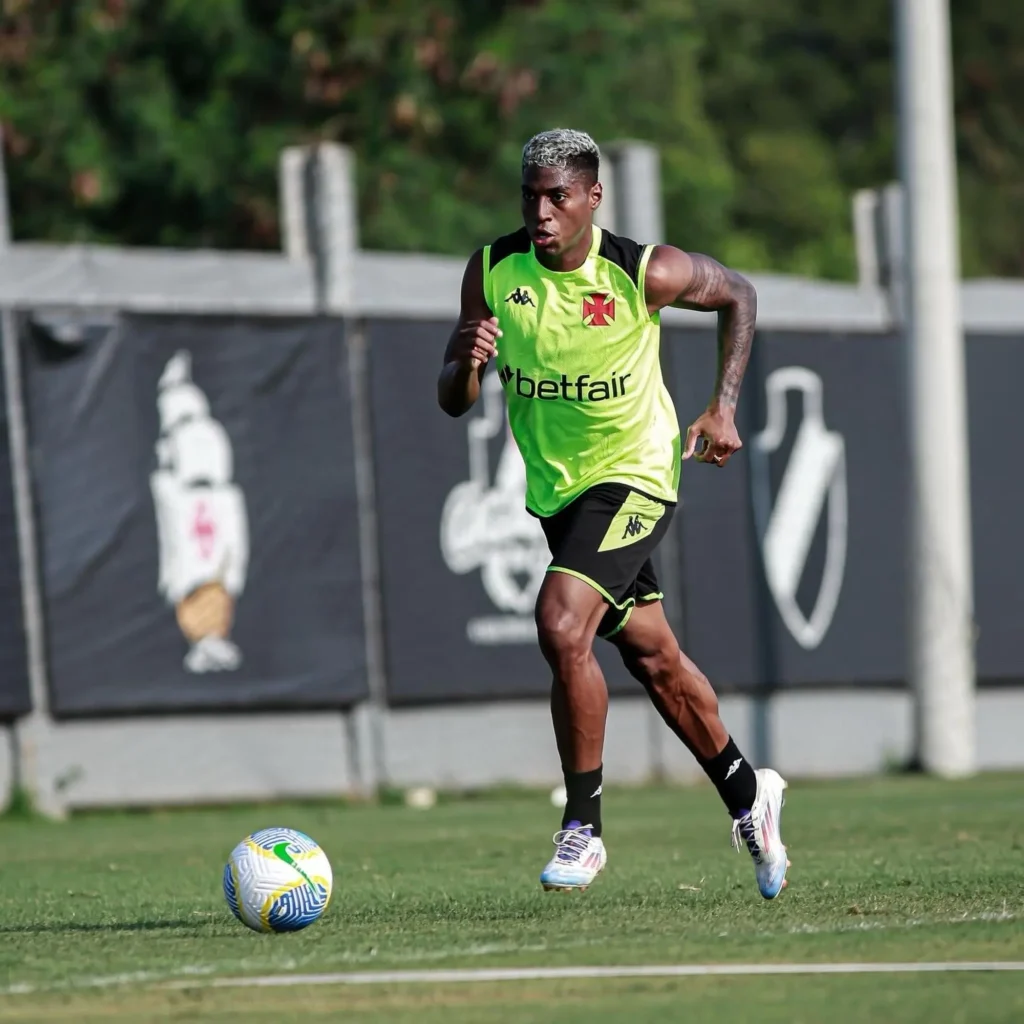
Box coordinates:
[440,372,549,644]
[750,366,847,650]
[150,351,250,673]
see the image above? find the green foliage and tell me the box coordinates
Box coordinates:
[0,0,1020,277]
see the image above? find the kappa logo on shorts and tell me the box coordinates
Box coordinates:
[598,493,666,553]
[622,514,646,540]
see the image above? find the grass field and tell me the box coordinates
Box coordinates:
[1,773,1022,1022]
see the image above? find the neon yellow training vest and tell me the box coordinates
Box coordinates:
[482,225,681,517]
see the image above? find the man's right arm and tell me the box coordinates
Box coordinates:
[437,248,502,417]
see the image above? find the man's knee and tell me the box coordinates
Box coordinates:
[536,597,592,667]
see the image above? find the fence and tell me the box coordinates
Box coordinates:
[1,144,1023,812]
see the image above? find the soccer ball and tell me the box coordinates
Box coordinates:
[223,827,333,933]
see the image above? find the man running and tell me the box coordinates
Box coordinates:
[437,128,789,900]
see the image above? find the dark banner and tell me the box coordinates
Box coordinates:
[0,318,29,718]
[966,333,1024,683]
[666,327,908,691]
[368,319,638,704]
[24,313,367,715]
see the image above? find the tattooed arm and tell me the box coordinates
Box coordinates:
[644,247,758,466]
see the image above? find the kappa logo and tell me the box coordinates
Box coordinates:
[582,292,615,326]
[151,351,250,674]
[505,287,535,307]
[440,372,549,645]
[622,514,646,540]
[751,367,847,650]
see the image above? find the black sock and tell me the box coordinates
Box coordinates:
[562,766,603,837]
[700,738,757,818]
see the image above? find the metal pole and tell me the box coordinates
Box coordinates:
[294,143,387,796]
[278,147,310,262]
[895,0,976,776]
[852,189,882,291]
[612,142,664,246]
[0,129,64,817]
[313,143,359,314]
[0,126,11,247]
[280,143,385,796]
[1,310,65,818]
[345,320,389,795]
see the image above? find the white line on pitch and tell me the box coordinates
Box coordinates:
[0,941,558,997]
[4,912,1018,997]
[169,962,1024,989]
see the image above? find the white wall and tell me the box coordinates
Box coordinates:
[4,688,1022,810]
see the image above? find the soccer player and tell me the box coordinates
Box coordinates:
[437,129,789,899]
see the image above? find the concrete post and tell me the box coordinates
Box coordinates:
[895,0,976,776]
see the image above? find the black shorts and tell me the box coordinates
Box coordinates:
[536,483,675,640]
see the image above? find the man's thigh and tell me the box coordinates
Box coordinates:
[537,483,675,639]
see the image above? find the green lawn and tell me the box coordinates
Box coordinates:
[0,774,1022,1022]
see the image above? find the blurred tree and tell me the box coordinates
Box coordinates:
[0,0,297,247]
[695,0,1024,278]
[950,2,1024,277]
[0,0,1019,277]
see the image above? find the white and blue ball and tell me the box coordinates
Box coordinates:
[223,827,333,933]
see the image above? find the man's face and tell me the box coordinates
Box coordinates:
[521,165,601,256]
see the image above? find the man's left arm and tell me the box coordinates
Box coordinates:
[644,246,757,467]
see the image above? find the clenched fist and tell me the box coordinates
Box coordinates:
[450,316,502,370]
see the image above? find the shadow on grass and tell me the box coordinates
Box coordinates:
[0,918,225,936]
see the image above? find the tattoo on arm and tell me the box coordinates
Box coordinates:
[680,254,757,411]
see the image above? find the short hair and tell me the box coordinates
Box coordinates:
[522,129,599,184]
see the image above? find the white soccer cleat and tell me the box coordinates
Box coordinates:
[731,768,790,900]
[539,821,607,891]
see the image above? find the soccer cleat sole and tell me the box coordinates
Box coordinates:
[540,869,603,893]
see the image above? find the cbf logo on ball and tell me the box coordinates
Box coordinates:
[440,372,549,645]
[150,351,250,673]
